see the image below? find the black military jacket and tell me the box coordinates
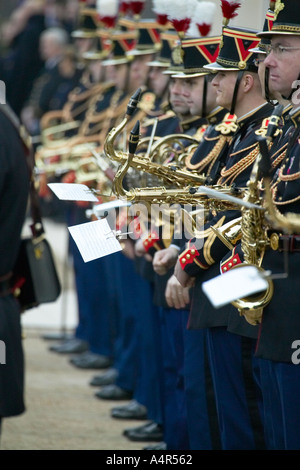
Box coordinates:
[255,106,300,362]
[182,101,275,330]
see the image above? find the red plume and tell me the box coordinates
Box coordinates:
[129,1,146,16]
[220,0,242,25]
[120,1,131,15]
[156,14,169,26]
[171,18,191,36]
[197,23,212,37]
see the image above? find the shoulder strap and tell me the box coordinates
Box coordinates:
[0,104,44,238]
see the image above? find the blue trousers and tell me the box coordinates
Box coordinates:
[259,359,300,450]
[160,307,189,450]
[114,254,143,393]
[206,327,265,450]
[184,321,220,449]
[134,285,163,425]
[67,205,121,357]
[71,237,121,357]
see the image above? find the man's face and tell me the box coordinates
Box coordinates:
[181,76,205,115]
[211,70,238,110]
[264,34,300,99]
[129,54,153,88]
[112,63,129,90]
[149,66,169,97]
[168,77,190,115]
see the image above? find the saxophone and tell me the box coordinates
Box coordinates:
[228,104,285,325]
[109,117,247,244]
[104,88,209,188]
[259,136,300,234]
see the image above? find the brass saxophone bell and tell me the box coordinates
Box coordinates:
[230,264,274,325]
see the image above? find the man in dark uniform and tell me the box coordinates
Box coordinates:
[173,25,274,449]
[0,103,30,436]
[252,0,300,450]
[91,22,168,441]
[149,34,223,451]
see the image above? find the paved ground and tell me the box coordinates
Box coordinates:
[0,219,151,450]
[1,328,150,451]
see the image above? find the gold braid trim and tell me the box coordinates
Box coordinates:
[278,168,300,182]
[217,144,259,186]
[275,194,300,205]
[194,259,209,270]
[271,142,288,169]
[184,135,230,171]
[204,216,226,266]
[270,185,300,207]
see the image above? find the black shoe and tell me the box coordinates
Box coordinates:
[49,338,89,354]
[124,421,163,442]
[111,400,148,420]
[143,442,167,450]
[89,368,118,387]
[95,384,133,400]
[42,332,72,341]
[70,352,113,369]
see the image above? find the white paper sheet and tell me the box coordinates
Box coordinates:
[48,183,99,201]
[93,199,131,214]
[202,265,269,308]
[68,219,122,262]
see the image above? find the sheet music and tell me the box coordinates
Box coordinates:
[48,183,99,201]
[68,219,122,262]
[202,265,269,308]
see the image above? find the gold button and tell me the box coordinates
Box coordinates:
[191,249,195,255]
[223,267,227,272]
[233,258,238,264]
[228,262,232,268]
[14,288,21,297]
[181,258,186,264]
[270,233,279,251]
[186,254,191,259]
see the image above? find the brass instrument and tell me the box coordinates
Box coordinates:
[104,88,209,188]
[109,119,246,243]
[140,133,200,167]
[227,104,285,325]
[229,156,274,325]
[259,136,300,234]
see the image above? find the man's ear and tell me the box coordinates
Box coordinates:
[242,73,255,93]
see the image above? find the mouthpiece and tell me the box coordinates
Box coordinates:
[266,103,284,140]
[258,136,272,178]
[128,120,140,155]
[126,88,142,117]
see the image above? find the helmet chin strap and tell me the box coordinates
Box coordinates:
[201,75,208,118]
[264,66,271,103]
[230,70,244,115]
